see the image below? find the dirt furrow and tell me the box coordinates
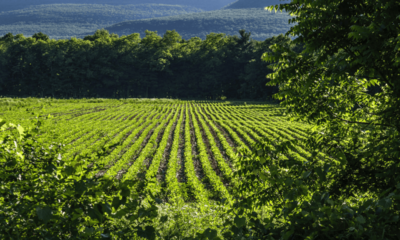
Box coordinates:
[196,110,233,169]
[144,118,172,170]
[193,111,224,181]
[115,122,160,180]
[94,121,152,177]
[212,121,238,149]
[128,112,141,120]
[66,108,106,120]
[219,122,252,149]
[176,111,186,183]
[157,113,179,183]
[188,110,210,190]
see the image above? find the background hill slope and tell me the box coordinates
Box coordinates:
[0,0,234,12]
[0,4,203,39]
[89,8,294,41]
[223,0,291,9]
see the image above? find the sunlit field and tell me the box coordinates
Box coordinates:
[1,98,310,200]
[1,97,313,237]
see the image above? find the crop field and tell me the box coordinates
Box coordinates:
[1,98,310,204]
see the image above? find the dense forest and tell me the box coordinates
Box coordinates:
[0,4,203,40]
[0,30,302,99]
[0,0,234,12]
[93,9,294,41]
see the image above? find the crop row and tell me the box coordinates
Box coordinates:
[4,101,319,204]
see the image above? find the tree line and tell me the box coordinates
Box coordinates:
[0,29,301,99]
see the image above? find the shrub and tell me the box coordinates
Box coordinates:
[0,111,157,239]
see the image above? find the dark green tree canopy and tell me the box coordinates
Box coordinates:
[32,32,49,41]
[262,0,400,197]
[0,30,293,99]
[227,1,400,239]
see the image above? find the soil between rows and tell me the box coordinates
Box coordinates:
[115,122,160,180]
[192,109,227,186]
[157,111,179,183]
[196,107,233,170]
[176,110,186,183]
[188,109,209,189]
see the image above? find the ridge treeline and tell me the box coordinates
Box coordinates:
[0,4,204,39]
[0,0,234,12]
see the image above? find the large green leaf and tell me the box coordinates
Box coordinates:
[202,228,218,239]
[36,206,52,223]
[234,216,246,228]
[137,226,156,240]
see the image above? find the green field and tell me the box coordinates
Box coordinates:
[1,97,309,203]
[2,97,398,238]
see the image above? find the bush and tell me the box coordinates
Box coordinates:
[223,141,400,239]
[0,111,158,239]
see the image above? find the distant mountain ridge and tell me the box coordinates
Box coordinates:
[0,4,204,39]
[83,8,294,41]
[0,0,234,12]
[0,0,295,41]
[223,0,291,9]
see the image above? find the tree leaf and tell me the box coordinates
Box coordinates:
[234,216,246,228]
[315,167,326,182]
[302,171,312,179]
[112,197,122,211]
[356,215,366,224]
[335,150,347,165]
[202,228,218,239]
[102,202,112,215]
[87,206,103,222]
[137,226,156,240]
[36,206,52,223]
[17,125,24,140]
[84,227,95,235]
[120,187,130,197]
[74,181,87,194]
[160,215,168,223]
[0,119,6,128]
[63,166,76,176]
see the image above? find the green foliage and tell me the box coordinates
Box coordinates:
[223,0,400,239]
[0,110,158,239]
[228,142,400,239]
[8,96,397,238]
[0,97,301,238]
[32,32,50,41]
[0,29,292,99]
[263,0,400,198]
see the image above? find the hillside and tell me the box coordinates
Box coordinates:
[0,0,235,12]
[0,4,203,39]
[223,0,291,9]
[85,8,294,41]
